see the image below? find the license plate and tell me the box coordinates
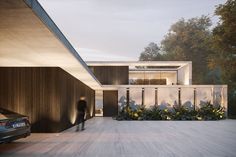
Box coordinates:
[12,122,25,128]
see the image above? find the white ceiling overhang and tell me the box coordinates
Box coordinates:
[87,61,191,68]
[0,0,102,90]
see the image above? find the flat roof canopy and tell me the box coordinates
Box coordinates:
[87,61,191,69]
[0,0,101,89]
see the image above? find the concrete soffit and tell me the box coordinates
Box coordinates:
[0,0,102,90]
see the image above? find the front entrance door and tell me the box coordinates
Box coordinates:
[103,90,118,117]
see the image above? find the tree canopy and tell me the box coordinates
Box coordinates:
[140,16,214,84]
[210,0,236,115]
[209,0,236,83]
[139,42,163,61]
[139,0,236,116]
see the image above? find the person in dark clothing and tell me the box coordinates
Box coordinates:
[76,97,87,131]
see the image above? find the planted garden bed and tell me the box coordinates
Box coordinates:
[116,102,226,121]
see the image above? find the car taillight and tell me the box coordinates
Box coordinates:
[22,117,30,124]
[0,121,7,126]
[23,117,29,121]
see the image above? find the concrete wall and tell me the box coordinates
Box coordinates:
[118,85,228,116]
[177,63,192,85]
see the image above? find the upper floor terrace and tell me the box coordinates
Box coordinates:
[87,61,192,86]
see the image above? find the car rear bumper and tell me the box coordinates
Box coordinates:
[0,127,31,143]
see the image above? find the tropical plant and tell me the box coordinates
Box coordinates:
[171,106,198,120]
[115,102,225,121]
[197,101,226,120]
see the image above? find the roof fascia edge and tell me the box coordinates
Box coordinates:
[176,61,192,70]
[24,0,102,87]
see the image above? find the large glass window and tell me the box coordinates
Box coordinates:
[95,90,103,116]
[129,71,177,85]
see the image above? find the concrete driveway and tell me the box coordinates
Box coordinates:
[0,117,236,157]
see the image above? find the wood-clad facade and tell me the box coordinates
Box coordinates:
[0,67,95,133]
[89,66,126,117]
[89,66,129,85]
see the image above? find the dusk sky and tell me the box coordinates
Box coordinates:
[39,0,226,61]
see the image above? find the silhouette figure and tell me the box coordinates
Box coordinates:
[76,97,87,131]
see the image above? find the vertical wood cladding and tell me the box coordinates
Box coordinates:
[103,90,118,117]
[89,66,129,85]
[0,67,95,133]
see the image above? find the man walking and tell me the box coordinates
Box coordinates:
[76,96,87,131]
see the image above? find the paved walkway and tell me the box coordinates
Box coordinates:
[0,118,236,157]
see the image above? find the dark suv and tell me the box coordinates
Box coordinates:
[0,108,30,143]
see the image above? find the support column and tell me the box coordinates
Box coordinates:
[193,88,196,110]
[178,87,182,107]
[142,88,144,106]
[126,88,130,107]
[155,88,158,106]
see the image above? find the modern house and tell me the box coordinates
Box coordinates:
[87,61,192,116]
[87,61,227,117]
[0,0,227,132]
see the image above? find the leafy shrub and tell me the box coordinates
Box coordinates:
[142,106,162,120]
[171,106,198,120]
[197,101,225,120]
[115,101,226,121]
[116,105,145,120]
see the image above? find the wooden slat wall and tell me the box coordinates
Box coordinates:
[89,66,129,85]
[0,67,95,133]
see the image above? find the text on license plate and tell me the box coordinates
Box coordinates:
[13,122,25,128]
